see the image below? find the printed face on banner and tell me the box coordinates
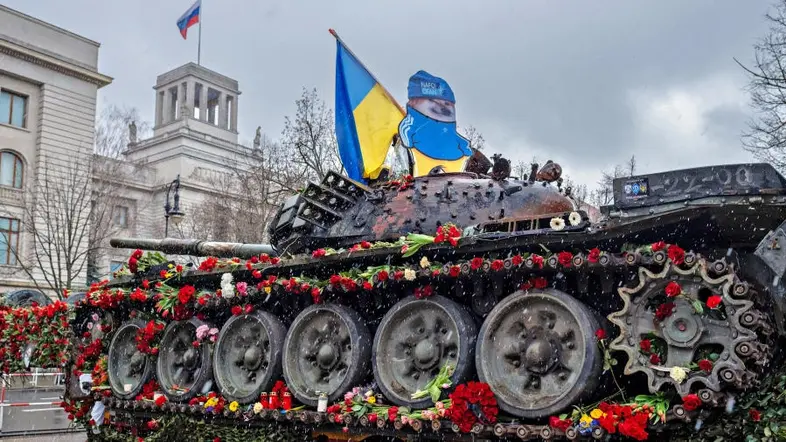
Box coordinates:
[397,71,472,176]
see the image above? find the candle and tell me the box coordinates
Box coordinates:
[269,391,279,409]
[260,392,268,409]
[317,392,328,413]
[282,392,292,410]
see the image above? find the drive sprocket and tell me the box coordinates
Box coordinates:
[608,256,766,396]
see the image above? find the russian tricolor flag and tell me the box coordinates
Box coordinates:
[176,0,201,39]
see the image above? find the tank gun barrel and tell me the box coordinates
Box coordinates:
[109,237,278,258]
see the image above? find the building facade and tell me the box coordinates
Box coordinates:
[0,5,253,298]
[0,5,112,295]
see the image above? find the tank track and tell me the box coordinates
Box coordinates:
[92,244,775,440]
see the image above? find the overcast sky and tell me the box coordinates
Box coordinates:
[5,0,776,188]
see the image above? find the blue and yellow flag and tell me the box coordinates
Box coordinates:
[334,36,404,182]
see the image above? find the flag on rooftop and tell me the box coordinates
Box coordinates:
[176,0,201,40]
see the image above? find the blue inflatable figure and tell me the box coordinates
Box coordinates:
[397,71,472,176]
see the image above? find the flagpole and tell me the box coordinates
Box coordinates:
[197,1,202,65]
[329,28,404,115]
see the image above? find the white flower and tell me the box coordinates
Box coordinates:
[420,256,430,269]
[669,366,688,383]
[550,217,565,231]
[253,402,264,414]
[568,212,582,226]
[221,273,235,299]
[404,269,417,281]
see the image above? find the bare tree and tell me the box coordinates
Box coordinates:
[589,155,637,207]
[0,106,150,297]
[94,104,151,158]
[459,125,486,151]
[281,88,343,181]
[738,1,786,172]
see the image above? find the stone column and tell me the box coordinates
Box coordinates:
[162,88,172,125]
[155,90,164,126]
[184,81,195,120]
[200,84,209,122]
[230,95,238,132]
[218,91,227,129]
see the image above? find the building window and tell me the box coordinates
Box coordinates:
[0,151,23,189]
[0,217,20,265]
[0,90,28,128]
[113,206,129,228]
[109,261,124,273]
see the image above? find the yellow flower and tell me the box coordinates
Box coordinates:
[229,401,239,412]
[253,402,264,414]
[168,264,174,269]
[264,286,272,294]
[590,408,604,419]
[420,256,430,269]
[579,414,592,427]
[367,396,376,404]
[204,397,218,408]
[164,272,173,278]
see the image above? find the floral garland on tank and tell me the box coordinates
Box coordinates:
[68,234,763,440]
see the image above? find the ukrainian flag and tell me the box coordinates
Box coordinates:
[334,38,404,182]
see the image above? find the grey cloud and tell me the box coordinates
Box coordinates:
[3,0,775,186]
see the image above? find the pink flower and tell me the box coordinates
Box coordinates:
[236,282,248,296]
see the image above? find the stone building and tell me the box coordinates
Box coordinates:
[98,62,252,278]
[0,5,112,295]
[0,5,253,297]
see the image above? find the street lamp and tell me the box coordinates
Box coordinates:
[164,174,185,237]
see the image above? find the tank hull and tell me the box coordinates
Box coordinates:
[69,162,786,440]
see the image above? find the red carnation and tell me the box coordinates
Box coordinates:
[595,329,606,340]
[698,359,713,372]
[749,408,762,422]
[532,277,548,289]
[706,295,722,309]
[312,249,326,258]
[449,266,461,278]
[639,339,652,353]
[549,416,572,432]
[377,270,389,282]
[490,259,504,271]
[649,353,661,365]
[178,285,196,304]
[651,241,666,252]
[557,251,573,267]
[665,281,682,297]
[231,305,242,316]
[154,396,166,407]
[682,394,701,412]
[667,245,685,265]
[588,248,601,263]
[512,254,523,266]
[470,257,484,270]
[531,254,544,269]
[655,302,675,321]
[388,406,398,422]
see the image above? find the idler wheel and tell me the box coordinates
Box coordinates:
[156,318,214,401]
[282,304,371,407]
[475,289,602,419]
[372,295,477,408]
[108,320,154,399]
[213,310,286,404]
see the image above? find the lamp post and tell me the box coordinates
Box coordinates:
[164,174,185,237]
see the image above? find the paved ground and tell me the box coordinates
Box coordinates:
[2,433,85,441]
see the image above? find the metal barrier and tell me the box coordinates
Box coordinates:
[0,369,79,436]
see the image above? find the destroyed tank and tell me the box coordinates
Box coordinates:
[69,157,786,440]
